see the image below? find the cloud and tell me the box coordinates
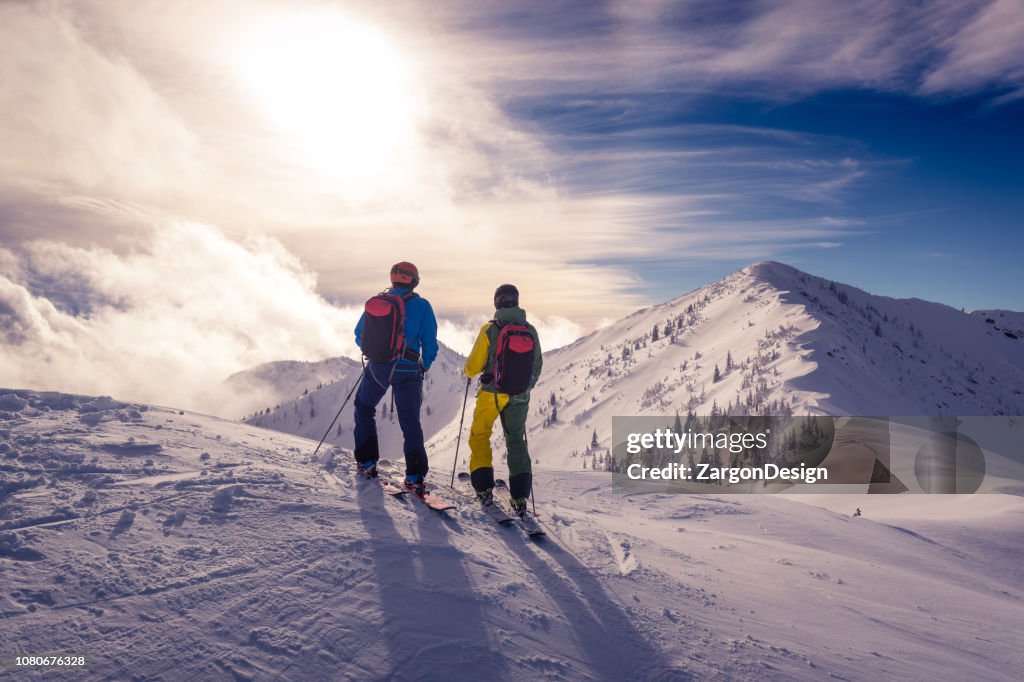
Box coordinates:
[0,218,586,415]
[455,0,1022,101]
[520,123,875,265]
[532,315,585,353]
[2,0,647,328]
[438,314,582,356]
[921,0,1024,98]
[0,221,361,417]
[0,2,201,199]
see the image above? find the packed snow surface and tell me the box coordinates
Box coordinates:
[2,389,1022,681]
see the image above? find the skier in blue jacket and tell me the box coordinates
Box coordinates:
[353,262,439,491]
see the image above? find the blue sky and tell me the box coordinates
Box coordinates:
[514,87,1024,309]
[467,0,1024,311]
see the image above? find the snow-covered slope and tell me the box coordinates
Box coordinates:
[494,261,1024,469]
[973,309,1024,341]
[2,388,1022,681]
[244,343,467,459]
[224,356,361,421]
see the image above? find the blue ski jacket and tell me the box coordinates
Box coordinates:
[354,287,439,371]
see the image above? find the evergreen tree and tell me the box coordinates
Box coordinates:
[713,364,722,382]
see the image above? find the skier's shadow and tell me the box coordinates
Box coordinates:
[357,482,509,680]
[494,530,691,682]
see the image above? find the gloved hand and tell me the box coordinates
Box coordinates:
[480,373,494,385]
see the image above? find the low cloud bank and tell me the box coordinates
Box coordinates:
[0,221,361,417]
[0,221,588,417]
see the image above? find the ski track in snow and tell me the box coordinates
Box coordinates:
[1,389,1022,680]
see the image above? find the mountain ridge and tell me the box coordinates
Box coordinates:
[235,261,1022,471]
[430,260,1023,470]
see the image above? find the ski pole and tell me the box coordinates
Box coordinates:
[313,370,365,460]
[527,431,537,516]
[449,377,472,486]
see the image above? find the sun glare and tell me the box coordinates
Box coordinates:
[234,12,423,199]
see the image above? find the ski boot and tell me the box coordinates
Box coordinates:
[511,497,529,517]
[357,460,378,478]
[403,474,427,497]
[476,488,495,507]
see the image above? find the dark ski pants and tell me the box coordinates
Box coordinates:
[353,361,428,478]
[468,390,532,500]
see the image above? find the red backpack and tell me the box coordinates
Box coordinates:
[492,323,536,395]
[361,291,417,362]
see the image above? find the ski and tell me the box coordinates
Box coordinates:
[356,464,408,496]
[376,473,454,511]
[407,486,456,512]
[513,511,546,538]
[480,499,515,525]
[369,460,454,510]
[380,479,409,497]
[456,473,514,524]
[491,478,545,538]
[456,473,528,524]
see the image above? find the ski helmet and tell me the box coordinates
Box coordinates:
[390,261,419,288]
[494,283,519,309]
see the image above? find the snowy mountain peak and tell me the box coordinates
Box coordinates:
[502,261,1024,469]
[740,260,803,285]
